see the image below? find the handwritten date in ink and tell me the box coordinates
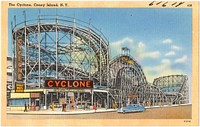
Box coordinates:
[149,1,188,7]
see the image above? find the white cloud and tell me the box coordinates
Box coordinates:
[137,41,146,55]
[144,60,185,83]
[110,37,134,57]
[110,37,134,50]
[165,51,175,56]
[138,42,145,48]
[161,59,171,64]
[175,55,188,63]
[162,39,172,44]
[112,37,133,45]
[111,37,159,60]
[171,45,181,50]
[141,51,160,59]
[110,37,144,59]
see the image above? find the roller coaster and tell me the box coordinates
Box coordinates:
[153,75,189,104]
[10,14,189,107]
[12,15,109,88]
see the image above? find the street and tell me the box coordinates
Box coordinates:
[7,105,191,119]
[4,105,193,126]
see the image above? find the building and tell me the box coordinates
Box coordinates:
[7,56,12,106]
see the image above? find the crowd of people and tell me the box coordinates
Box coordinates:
[24,100,120,112]
[24,102,36,112]
[49,101,97,112]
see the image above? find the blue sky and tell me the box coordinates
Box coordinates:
[8,8,192,84]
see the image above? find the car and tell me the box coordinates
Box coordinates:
[117,104,145,113]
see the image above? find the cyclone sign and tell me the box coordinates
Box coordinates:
[16,37,23,81]
[45,80,93,89]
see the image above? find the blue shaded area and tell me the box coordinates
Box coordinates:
[9,98,29,106]
[94,85,111,89]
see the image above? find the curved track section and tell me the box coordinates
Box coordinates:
[110,55,147,87]
[109,55,147,105]
[135,84,170,106]
[153,75,189,104]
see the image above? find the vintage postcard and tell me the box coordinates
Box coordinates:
[1,1,199,126]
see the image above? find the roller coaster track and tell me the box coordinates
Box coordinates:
[109,55,147,87]
[13,23,108,65]
[153,75,189,104]
[12,15,109,86]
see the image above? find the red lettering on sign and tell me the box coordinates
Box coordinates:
[55,80,60,87]
[68,81,72,87]
[48,81,53,87]
[45,80,93,88]
[61,81,66,87]
[18,68,22,73]
[18,74,22,80]
[73,81,79,87]
[86,81,91,88]
[18,62,22,68]
[16,37,23,81]
[80,81,85,87]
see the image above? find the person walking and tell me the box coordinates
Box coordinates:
[75,98,79,110]
[62,103,65,112]
[31,102,35,111]
[52,102,54,111]
[143,100,145,106]
[93,102,97,112]
[64,102,67,112]
[112,102,115,109]
[85,101,88,110]
[24,102,28,112]
[115,102,118,109]
[28,103,30,111]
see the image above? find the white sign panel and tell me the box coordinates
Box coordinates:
[68,92,74,96]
